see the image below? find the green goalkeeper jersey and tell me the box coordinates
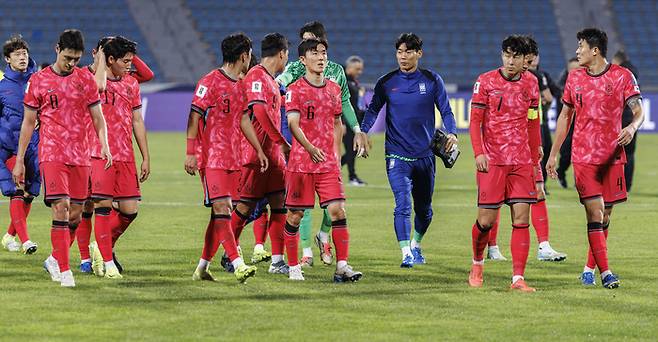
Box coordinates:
[276,60,360,132]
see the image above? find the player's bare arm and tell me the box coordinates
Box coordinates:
[546,104,575,178]
[617,96,644,146]
[132,107,150,182]
[287,111,326,163]
[12,106,38,187]
[240,112,269,172]
[89,104,112,169]
[94,46,107,92]
[184,110,201,175]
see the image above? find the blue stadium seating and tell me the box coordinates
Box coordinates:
[186,0,565,88]
[612,0,658,87]
[0,0,161,80]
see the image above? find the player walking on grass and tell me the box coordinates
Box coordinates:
[276,21,368,268]
[547,28,643,289]
[361,33,457,268]
[185,33,258,283]
[86,36,150,280]
[468,35,541,292]
[486,36,567,263]
[0,35,40,254]
[77,37,155,275]
[230,33,292,275]
[283,38,362,282]
[13,29,112,287]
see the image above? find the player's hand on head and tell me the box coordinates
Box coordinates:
[445,134,458,153]
[475,154,488,173]
[617,125,636,146]
[140,159,150,182]
[184,155,198,176]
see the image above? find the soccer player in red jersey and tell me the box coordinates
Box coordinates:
[76,36,156,275]
[230,33,291,275]
[185,33,258,283]
[85,36,150,280]
[468,35,541,292]
[13,29,112,287]
[547,28,644,289]
[283,38,362,282]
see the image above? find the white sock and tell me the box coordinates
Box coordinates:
[336,260,347,269]
[231,257,245,269]
[512,275,524,283]
[472,259,484,265]
[583,266,595,274]
[254,244,264,252]
[81,258,91,264]
[401,246,411,259]
[104,260,117,269]
[303,247,313,258]
[198,259,209,269]
[319,231,329,243]
[272,254,283,263]
[538,241,551,250]
[488,245,499,251]
[410,239,420,249]
[601,270,612,278]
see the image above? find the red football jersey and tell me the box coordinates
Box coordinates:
[240,65,285,169]
[562,64,640,165]
[471,69,539,165]
[285,77,342,173]
[191,69,244,170]
[24,66,100,166]
[90,75,142,162]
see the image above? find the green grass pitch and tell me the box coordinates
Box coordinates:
[1,132,657,341]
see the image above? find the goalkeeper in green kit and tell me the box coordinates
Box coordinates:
[277,21,368,267]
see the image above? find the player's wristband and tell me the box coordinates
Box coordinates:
[186,138,197,155]
[352,126,362,134]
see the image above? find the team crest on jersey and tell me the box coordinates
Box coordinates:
[419,83,426,94]
[605,83,613,95]
[195,85,208,98]
[252,81,262,93]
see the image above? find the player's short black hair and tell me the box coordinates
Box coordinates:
[261,33,288,58]
[524,35,539,56]
[221,33,252,64]
[613,49,628,63]
[395,33,422,51]
[298,38,328,57]
[248,52,259,70]
[299,21,327,40]
[95,36,114,51]
[568,56,579,63]
[57,29,84,52]
[3,34,29,58]
[577,28,607,57]
[501,35,529,56]
[103,36,137,63]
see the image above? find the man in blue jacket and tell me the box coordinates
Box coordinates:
[362,33,458,267]
[0,35,39,254]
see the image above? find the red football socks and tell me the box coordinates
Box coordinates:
[76,212,93,260]
[230,209,249,244]
[254,212,269,245]
[331,219,350,262]
[111,211,138,247]
[511,224,530,277]
[487,211,501,246]
[586,222,609,272]
[94,207,114,262]
[472,221,490,262]
[268,210,287,256]
[51,220,71,272]
[531,199,550,243]
[9,197,29,243]
[284,221,299,266]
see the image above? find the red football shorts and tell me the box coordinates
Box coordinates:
[202,168,240,207]
[90,158,141,201]
[285,171,345,210]
[40,161,90,206]
[573,163,626,207]
[476,164,537,208]
[238,165,285,202]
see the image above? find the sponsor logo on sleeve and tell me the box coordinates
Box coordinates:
[195,85,208,98]
[473,82,480,94]
[252,81,262,93]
